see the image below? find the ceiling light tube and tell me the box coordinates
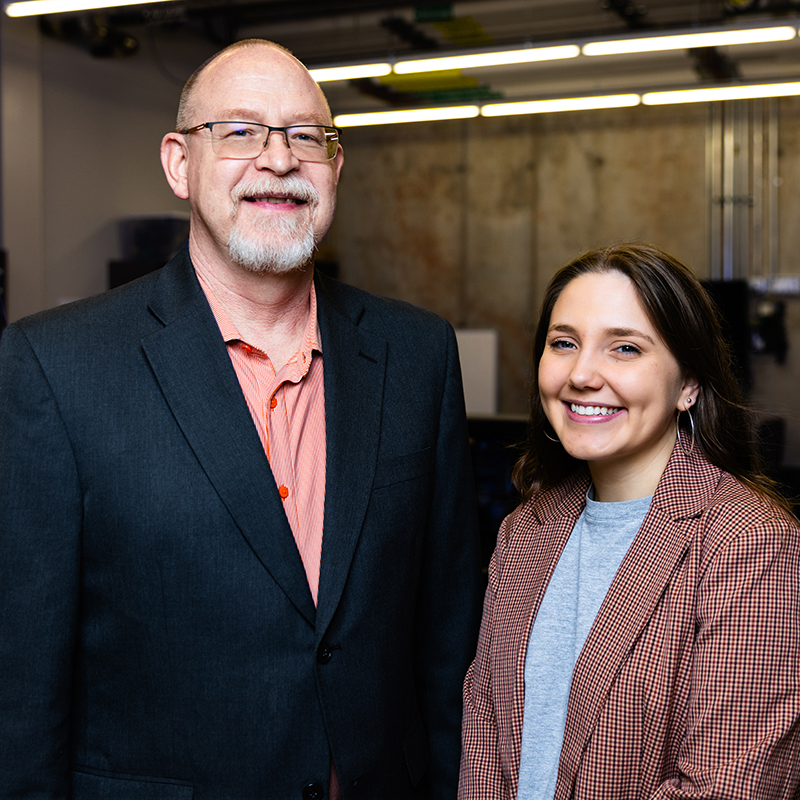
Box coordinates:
[583,25,796,56]
[5,0,173,14]
[309,63,392,83]
[482,93,641,116]
[334,105,480,127]
[643,81,800,105]
[393,44,580,74]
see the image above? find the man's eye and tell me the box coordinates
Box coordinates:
[290,129,323,144]
[221,125,259,139]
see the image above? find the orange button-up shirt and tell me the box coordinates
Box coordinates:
[198,276,326,605]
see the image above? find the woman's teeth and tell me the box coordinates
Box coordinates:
[570,404,620,416]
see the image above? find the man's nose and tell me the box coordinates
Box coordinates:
[254,130,299,173]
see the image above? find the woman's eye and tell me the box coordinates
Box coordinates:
[615,344,641,355]
[549,338,575,351]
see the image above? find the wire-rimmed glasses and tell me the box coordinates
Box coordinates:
[181,121,341,163]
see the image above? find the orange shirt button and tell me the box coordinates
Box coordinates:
[270,397,278,409]
[241,343,254,354]
[278,485,289,499]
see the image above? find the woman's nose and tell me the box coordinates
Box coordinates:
[568,349,604,390]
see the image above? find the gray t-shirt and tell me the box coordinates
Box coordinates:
[517,489,652,800]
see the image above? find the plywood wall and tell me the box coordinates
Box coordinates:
[330,104,708,416]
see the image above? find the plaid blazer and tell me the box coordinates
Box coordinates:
[460,443,800,799]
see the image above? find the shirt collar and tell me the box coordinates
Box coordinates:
[197,272,323,361]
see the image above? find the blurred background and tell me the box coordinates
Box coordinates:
[3,0,800,533]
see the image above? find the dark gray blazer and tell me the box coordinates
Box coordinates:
[0,249,481,799]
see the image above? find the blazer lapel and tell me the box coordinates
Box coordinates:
[313,275,386,636]
[502,472,590,792]
[141,253,316,624]
[558,446,717,792]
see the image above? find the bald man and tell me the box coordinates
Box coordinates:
[0,40,481,799]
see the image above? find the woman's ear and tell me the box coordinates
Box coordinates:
[678,372,700,412]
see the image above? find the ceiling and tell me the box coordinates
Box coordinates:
[40,0,800,113]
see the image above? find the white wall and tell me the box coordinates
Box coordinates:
[2,17,46,320]
[1,19,214,317]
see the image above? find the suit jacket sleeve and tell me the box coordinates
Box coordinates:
[0,323,82,798]
[648,507,800,799]
[458,517,506,800]
[415,320,483,799]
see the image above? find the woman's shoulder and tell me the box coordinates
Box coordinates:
[497,469,590,547]
[702,470,797,528]
[692,469,800,569]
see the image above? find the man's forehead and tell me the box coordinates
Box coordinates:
[214,106,331,125]
[191,49,331,123]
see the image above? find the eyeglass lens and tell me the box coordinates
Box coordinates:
[208,123,338,162]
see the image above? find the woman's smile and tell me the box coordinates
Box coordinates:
[565,402,623,419]
[539,270,697,497]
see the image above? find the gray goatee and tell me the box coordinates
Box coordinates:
[228,176,320,275]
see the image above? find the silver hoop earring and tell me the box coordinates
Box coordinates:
[676,407,695,456]
[543,429,559,443]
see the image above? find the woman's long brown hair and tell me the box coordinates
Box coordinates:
[513,242,794,514]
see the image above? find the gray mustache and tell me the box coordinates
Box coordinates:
[231,177,319,205]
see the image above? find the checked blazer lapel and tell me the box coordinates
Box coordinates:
[140,252,316,625]
[313,274,387,636]
[557,445,713,796]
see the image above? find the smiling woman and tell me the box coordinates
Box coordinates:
[538,269,696,502]
[459,243,800,800]
[515,243,789,508]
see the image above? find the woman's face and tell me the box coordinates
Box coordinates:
[538,270,697,491]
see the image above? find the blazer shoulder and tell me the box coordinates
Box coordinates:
[698,467,790,526]
[694,469,800,562]
[12,270,162,345]
[315,271,452,339]
[9,251,199,350]
[498,470,590,550]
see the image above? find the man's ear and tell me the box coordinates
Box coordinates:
[161,132,190,200]
[332,144,344,185]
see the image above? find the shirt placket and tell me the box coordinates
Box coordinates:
[266,379,301,536]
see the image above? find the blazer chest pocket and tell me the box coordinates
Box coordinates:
[72,769,194,799]
[372,447,433,490]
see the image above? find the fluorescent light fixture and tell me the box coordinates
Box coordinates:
[5,0,172,14]
[583,25,797,56]
[643,81,800,105]
[393,44,580,74]
[482,93,641,116]
[309,63,392,83]
[379,70,479,91]
[334,105,480,127]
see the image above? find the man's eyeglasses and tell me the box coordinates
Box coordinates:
[181,122,341,163]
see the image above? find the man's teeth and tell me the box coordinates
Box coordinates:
[570,404,620,416]
[246,196,301,204]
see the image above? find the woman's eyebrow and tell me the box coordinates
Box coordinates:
[606,327,656,344]
[548,323,656,345]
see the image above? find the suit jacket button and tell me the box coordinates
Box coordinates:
[302,781,324,800]
[317,644,332,664]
